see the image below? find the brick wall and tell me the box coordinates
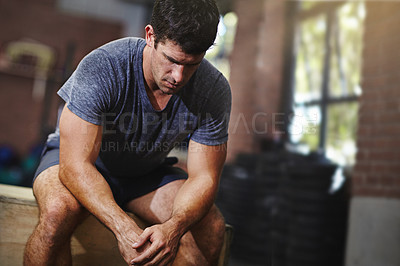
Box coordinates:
[352,2,400,198]
[227,0,286,161]
[0,0,122,156]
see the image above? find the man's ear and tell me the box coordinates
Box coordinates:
[145,25,155,48]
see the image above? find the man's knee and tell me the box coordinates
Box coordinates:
[33,167,88,246]
[34,166,87,230]
[190,205,226,253]
[201,205,225,236]
[38,196,87,246]
[176,206,225,265]
[40,194,85,224]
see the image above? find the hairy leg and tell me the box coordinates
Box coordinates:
[125,180,225,265]
[24,165,89,266]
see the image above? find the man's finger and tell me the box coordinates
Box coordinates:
[131,240,162,265]
[143,248,172,266]
[132,228,152,249]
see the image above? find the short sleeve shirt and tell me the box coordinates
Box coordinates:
[58,37,231,177]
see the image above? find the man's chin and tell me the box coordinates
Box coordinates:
[162,90,174,95]
[161,86,180,95]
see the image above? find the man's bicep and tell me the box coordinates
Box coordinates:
[59,105,103,166]
[186,140,227,180]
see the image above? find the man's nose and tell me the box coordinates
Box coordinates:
[171,64,185,84]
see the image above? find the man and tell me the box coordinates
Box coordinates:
[24,0,231,265]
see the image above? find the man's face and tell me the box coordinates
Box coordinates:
[150,39,205,95]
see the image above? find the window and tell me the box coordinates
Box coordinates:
[289,1,365,166]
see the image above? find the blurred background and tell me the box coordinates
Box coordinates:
[0,0,399,265]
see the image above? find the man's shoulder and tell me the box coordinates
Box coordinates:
[190,59,231,97]
[92,37,145,60]
[76,37,145,80]
[99,37,144,50]
[197,59,221,78]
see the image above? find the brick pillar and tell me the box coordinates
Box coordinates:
[227,0,286,161]
[346,3,400,266]
[352,2,400,198]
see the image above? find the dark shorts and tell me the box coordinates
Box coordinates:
[33,140,188,208]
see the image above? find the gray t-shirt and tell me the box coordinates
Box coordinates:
[57,37,231,177]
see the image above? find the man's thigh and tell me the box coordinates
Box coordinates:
[124,179,186,224]
[33,165,68,206]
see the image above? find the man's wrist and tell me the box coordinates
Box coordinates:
[111,214,142,242]
[164,215,191,239]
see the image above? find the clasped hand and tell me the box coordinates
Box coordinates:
[129,223,181,265]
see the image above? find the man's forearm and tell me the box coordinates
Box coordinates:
[166,175,218,237]
[166,141,227,238]
[59,163,142,238]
